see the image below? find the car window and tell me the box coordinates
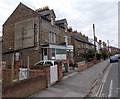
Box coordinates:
[110,56,115,58]
[45,61,53,66]
[36,61,44,65]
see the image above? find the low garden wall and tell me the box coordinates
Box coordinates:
[77,60,99,72]
[2,74,46,98]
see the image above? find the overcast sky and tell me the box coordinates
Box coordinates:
[0,0,119,47]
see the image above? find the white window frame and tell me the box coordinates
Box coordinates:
[15,52,20,61]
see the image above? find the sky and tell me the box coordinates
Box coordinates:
[0,0,119,48]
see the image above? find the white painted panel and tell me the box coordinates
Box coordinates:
[19,68,28,80]
[56,54,66,59]
[50,65,58,84]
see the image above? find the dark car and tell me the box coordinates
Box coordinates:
[109,56,118,63]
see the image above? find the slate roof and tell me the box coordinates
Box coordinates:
[71,35,95,46]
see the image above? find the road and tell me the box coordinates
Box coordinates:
[93,62,119,98]
[29,60,109,98]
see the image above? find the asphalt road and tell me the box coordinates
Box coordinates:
[93,61,119,98]
[29,60,109,98]
[100,62,118,97]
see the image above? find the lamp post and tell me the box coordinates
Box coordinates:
[93,24,97,60]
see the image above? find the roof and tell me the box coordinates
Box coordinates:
[36,6,49,12]
[56,19,68,25]
[109,46,120,50]
[71,35,95,46]
[37,8,56,18]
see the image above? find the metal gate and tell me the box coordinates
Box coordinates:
[50,65,58,84]
[19,68,28,80]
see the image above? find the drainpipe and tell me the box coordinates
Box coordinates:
[39,15,42,60]
[11,53,14,83]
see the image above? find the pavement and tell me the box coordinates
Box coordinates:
[29,59,109,98]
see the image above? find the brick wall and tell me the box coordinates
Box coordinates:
[2,69,19,86]
[2,3,38,53]
[71,37,77,63]
[2,3,40,67]
[2,68,45,87]
[57,59,69,72]
[56,61,63,83]
[30,63,63,87]
[30,65,50,87]
[2,74,46,98]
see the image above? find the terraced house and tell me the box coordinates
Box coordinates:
[2,2,102,68]
[2,3,74,68]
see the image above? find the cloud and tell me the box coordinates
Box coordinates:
[0,0,118,47]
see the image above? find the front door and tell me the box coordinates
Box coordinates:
[43,48,48,60]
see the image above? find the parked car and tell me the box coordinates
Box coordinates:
[114,54,120,59]
[35,60,55,66]
[35,60,66,72]
[109,56,118,63]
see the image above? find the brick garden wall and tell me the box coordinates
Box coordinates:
[30,65,51,87]
[2,69,19,86]
[2,61,63,98]
[2,74,46,98]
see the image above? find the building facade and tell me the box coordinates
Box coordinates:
[2,3,73,68]
[2,3,112,68]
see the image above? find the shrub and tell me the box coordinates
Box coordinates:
[102,52,108,60]
[96,53,102,60]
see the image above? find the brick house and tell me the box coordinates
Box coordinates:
[70,31,95,62]
[2,3,73,68]
[3,2,108,68]
[109,46,120,55]
[0,36,2,61]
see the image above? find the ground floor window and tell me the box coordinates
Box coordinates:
[44,48,47,56]
[52,48,55,57]
[56,49,66,54]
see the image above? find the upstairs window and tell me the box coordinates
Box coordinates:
[49,31,56,44]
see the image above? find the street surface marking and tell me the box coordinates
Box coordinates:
[95,84,102,96]
[108,80,113,97]
[96,63,112,97]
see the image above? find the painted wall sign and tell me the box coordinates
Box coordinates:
[14,18,37,50]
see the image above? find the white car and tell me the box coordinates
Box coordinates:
[35,60,66,72]
[35,60,56,66]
